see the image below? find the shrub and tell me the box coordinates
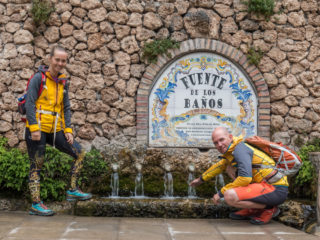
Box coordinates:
[0,138,29,193]
[290,138,320,200]
[0,137,108,202]
[243,0,275,19]
[78,148,109,194]
[40,147,73,201]
[141,39,180,64]
[247,46,263,66]
[31,0,55,26]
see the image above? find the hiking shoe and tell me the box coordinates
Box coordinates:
[250,207,280,225]
[229,208,263,220]
[29,202,55,216]
[66,189,92,201]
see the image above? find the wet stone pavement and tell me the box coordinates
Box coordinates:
[0,211,319,240]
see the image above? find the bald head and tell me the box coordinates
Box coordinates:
[212,127,230,136]
[212,127,233,154]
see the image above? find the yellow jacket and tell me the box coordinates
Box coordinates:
[201,136,288,196]
[25,66,72,134]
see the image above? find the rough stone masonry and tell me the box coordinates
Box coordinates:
[0,0,320,162]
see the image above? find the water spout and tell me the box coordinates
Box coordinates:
[187,164,196,198]
[218,173,225,186]
[215,174,225,194]
[134,163,144,197]
[110,163,119,197]
[164,163,174,198]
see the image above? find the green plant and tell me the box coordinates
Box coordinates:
[40,147,73,201]
[295,139,320,185]
[290,138,320,200]
[141,39,180,64]
[78,148,109,194]
[0,137,108,201]
[41,148,109,200]
[247,46,263,66]
[0,138,29,192]
[31,0,55,26]
[242,0,275,19]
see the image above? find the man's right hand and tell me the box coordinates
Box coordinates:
[212,193,221,205]
[189,177,203,187]
[31,130,41,141]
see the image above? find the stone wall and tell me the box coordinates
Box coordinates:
[1,0,320,154]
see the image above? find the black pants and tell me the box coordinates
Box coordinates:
[25,128,85,203]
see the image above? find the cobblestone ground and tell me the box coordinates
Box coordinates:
[0,211,319,240]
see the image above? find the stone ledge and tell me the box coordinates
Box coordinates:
[75,198,232,218]
[0,197,316,234]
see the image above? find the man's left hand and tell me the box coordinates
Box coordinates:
[65,132,74,145]
[212,193,221,205]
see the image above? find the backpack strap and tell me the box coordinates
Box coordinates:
[25,72,47,97]
[37,72,47,97]
[61,78,70,91]
[25,74,35,91]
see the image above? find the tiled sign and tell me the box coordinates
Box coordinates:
[149,52,258,147]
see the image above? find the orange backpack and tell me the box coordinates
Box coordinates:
[245,136,302,182]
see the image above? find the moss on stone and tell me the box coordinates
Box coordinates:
[85,170,224,199]
[75,201,96,216]
[172,173,188,197]
[142,173,164,197]
[119,174,135,196]
[74,198,233,218]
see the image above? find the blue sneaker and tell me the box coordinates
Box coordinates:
[66,189,92,201]
[29,202,55,216]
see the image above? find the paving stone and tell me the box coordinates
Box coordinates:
[0,212,317,240]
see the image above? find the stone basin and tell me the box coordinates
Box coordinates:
[75,197,232,218]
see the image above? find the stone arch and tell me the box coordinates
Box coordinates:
[136,38,270,145]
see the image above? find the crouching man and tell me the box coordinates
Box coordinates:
[190,127,288,225]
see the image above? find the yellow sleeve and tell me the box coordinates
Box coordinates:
[60,104,73,134]
[64,128,73,134]
[29,124,40,132]
[220,176,252,195]
[201,158,228,182]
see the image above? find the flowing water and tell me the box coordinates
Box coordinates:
[215,174,225,204]
[187,172,197,198]
[215,174,225,193]
[218,173,225,186]
[110,172,119,197]
[134,172,144,197]
[164,172,174,197]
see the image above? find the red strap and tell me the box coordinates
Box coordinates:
[25,74,35,91]
[26,72,46,97]
[37,72,46,97]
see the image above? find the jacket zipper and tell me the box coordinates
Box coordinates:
[50,81,59,133]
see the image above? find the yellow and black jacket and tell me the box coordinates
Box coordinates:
[201,136,289,197]
[25,65,72,134]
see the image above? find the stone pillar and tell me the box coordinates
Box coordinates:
[309,152,320,236]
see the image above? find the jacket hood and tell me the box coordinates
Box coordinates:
[38,65,49,73]
[38,65,68,83]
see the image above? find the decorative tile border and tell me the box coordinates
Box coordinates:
[136,39,270,145]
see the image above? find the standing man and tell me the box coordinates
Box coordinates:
[190,127,288,225]
[25,45,92,216]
